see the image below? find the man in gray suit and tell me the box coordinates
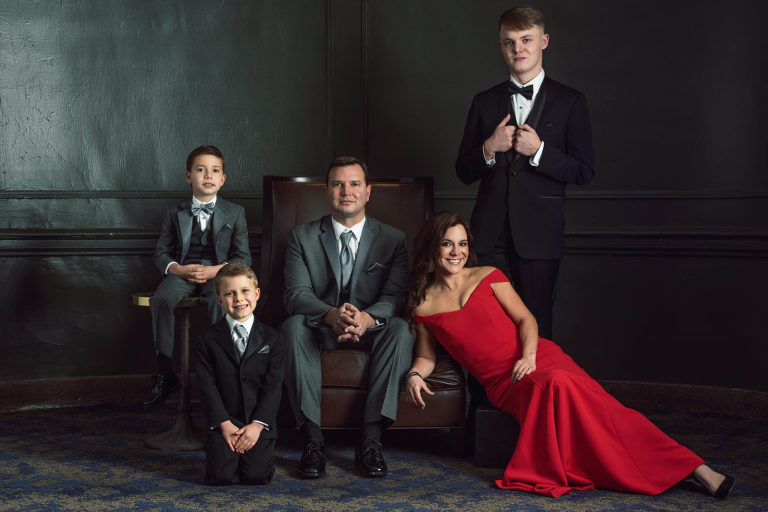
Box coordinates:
[281,156,413,479]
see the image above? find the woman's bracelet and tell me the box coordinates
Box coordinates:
[404,370,423,386]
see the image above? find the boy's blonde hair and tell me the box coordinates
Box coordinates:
[215,262,259,295]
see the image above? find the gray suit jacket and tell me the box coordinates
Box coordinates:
[283,215,409,326]
[153,196,252,273]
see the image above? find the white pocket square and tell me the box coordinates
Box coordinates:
[257,345,270,354]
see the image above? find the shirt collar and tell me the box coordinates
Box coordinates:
[510,69,546,98]
[191,195,217,207]
[331,216,366,242]
[225,314,254,337]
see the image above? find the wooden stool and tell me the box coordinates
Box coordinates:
[131,293,204,451]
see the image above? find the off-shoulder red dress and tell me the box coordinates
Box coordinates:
[414,269,703,497]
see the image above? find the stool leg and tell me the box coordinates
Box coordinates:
[145,307,204,451]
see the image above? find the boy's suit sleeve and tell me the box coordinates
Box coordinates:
[455,91,497,186]
[533,92,595,186]
[194,331,231,427]
[153,204,180,274]
[250,327,286,429]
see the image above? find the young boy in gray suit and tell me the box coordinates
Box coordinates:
[145,145,251,407]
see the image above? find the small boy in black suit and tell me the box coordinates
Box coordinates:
[145,145,251,406]
[194,262,285,485]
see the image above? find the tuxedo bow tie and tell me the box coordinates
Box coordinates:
[508,83,534,100]
[191,203,215,216]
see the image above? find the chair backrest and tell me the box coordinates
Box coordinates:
[259,176,434,326]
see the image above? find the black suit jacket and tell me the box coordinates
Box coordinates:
[153,196,252,273]
[455,76,595,259]
[283,215,409,326]
[194,317,285,437]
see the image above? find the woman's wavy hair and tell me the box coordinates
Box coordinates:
[407,212,478,325]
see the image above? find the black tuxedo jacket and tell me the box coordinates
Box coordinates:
[283,215,409,326]
[194,317,285,437]
[455,76,595,259]
[153,196,252,273]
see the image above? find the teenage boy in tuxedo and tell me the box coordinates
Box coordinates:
[146,145,251,406]
[195,262,285,485]
[455,5,595,341]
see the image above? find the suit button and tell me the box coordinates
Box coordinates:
[511,170,518,177]
[241,376,247,381]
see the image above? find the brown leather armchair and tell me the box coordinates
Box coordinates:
[259,176,466,452]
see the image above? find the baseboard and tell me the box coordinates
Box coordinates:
[1,376,766,420]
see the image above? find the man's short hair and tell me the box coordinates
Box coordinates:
[499,5,545,32]
[186,145,225,172]
[215,262,259,295]
[325,156,369,185]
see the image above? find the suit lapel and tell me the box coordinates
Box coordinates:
[211,198,227,245]
[176,199,193,263]
[241,321,264,363]
[214,322,240,365]
[497,82,517,167]
[349,217,376,292]
[320,216,342,292]
[524,76,549,131]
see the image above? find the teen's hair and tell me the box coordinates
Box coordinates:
[406,212,478,325]
[215,262,259,295]
[325,156,369,185]
[186,145,225,172]
[498,5,545,32]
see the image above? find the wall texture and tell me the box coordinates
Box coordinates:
[1,1,766,392]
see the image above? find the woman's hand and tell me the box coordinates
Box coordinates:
[407,374,434,409]
[512,354,536,383]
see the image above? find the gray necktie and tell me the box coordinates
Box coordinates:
[233,324,248,358]
[339,230,354,289]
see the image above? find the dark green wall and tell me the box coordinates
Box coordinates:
[1,1,766,391]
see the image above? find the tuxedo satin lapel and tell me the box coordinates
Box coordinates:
[177,200,193,263]
[320,217,342,292]
[498,84,517,167]
[525,77,549,131]
[349,219,377,293]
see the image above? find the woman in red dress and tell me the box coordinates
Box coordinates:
[405,212,733,498]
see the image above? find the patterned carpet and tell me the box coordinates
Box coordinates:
[0,403,766,512]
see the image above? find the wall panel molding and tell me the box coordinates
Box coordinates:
[1,227,765,258]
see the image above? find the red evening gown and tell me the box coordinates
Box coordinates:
[414,269,703,497]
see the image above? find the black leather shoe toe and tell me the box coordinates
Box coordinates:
[355,440,387,478]
[298,441,326,479]
[142,372,179,407]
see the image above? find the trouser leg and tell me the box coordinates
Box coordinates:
[204,428,239,485]
[281,315,323,427]
[149,275,196,359]
[239,437,276,485]
[198,279,225,325]
[360,317,414,425]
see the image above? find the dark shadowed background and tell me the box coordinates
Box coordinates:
[1,0,766,395]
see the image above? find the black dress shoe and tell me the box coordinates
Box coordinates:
[142,372,179,407]
[355,439,387,478]
[297,441,326,479]
[713,474,735,499]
